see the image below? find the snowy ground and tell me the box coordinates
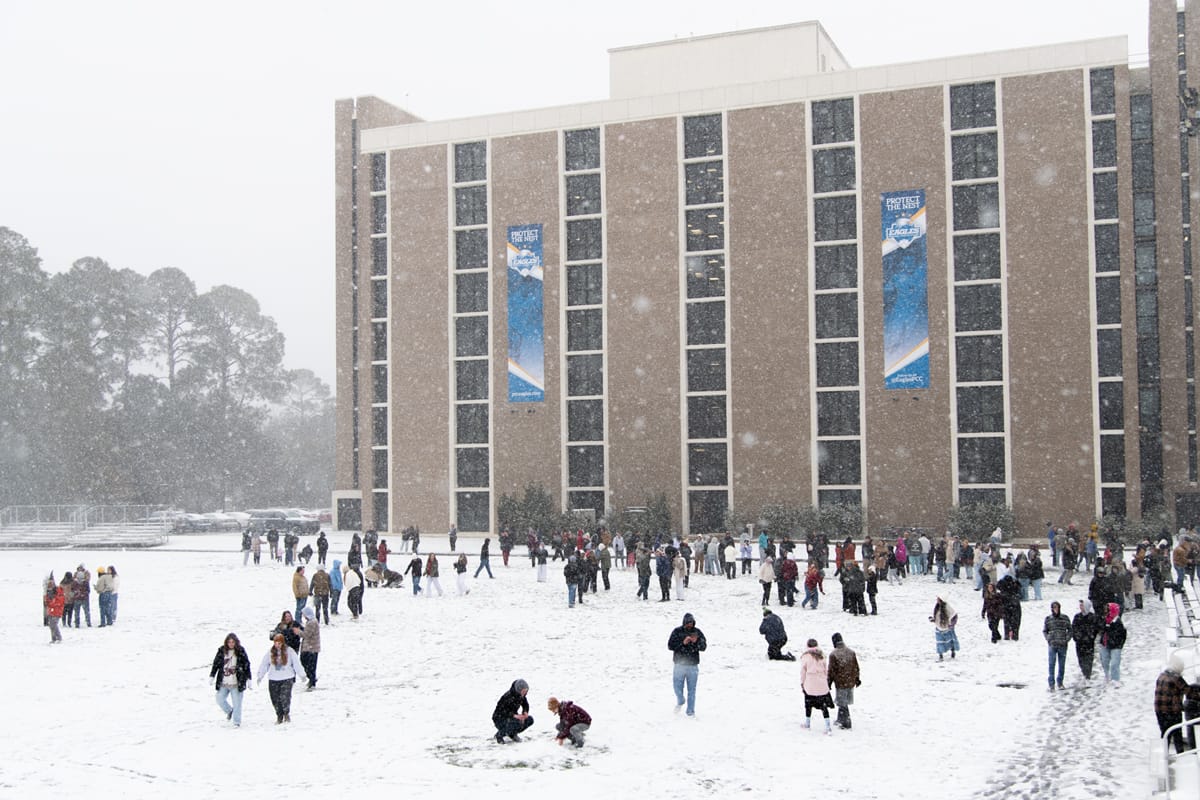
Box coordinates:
[5,533,1173,799]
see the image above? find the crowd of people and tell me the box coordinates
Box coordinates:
[41,563,121,642]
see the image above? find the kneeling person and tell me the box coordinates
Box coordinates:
[548,696,591,747]
[492,679,534,743]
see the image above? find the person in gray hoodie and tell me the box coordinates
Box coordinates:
[299,607,320,690]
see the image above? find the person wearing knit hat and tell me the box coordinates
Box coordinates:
[828,633,861,729]
[547,696,592,747]
[1155,652,1190,753]
[1098,602,1127,686]
[492,679,534,743]
[758,608,795,661]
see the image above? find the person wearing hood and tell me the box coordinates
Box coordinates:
[299,607,320,690]
[72,564,91,627]
[44,576,65,643]
[329,559,344,616]
[210,632,251,727]
[564,554,582,608]
[1043,601,1072,690]
[759,608,795,661]
[655,548,672,602]
[758,554,776,606]
[316,531,328,566]
[779,553,799,607]
[1071,599,1100,679]
[828,633,861,729]
[1156,652,1191,753]
[310,565,331,624]
[667,613,707,716]
[492,679,534,743]
[1098,602,1127,686]
[257,633,300,724]
[800,639,834,734]
[996,573,1022,641]
[930,597,959,661]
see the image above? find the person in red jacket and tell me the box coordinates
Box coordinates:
[44,577,65,643]
[547,696,592,747]
[779,554,799,607]
[376,539,389,568]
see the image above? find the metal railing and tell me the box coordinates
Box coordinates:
[1159,716,1200,799]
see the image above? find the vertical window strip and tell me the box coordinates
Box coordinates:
[1181,29,1199,479]
[350,115,360,490]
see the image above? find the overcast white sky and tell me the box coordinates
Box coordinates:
[0,0,1152,387]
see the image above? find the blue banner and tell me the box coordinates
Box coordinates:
[506,224,545,402]
[881,190,930,389]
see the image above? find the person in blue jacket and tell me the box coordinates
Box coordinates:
[329,559,344,616]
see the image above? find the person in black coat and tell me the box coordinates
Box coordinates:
[759,608,795,660]
[210,632,252,727]
[996,574,1022,640]
[270,611,303,653]
[1071,599,1099,679]
[492,679,534,742]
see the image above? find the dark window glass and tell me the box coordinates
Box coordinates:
[456,229,489,269]
[1095,225,1120,273]
[373,450,389,489]
[957,437,1005,484]
[455,316,488,357]
[567,354,603,396]
[819,489,862,507]
[817,391,860,436]
[815,244,858,289]
[954,284,1002,332]
[1097,329,1123,377]
[1132,141,1155,191]
[455,186,487,226]
[371,153,386,192]
[1130,94,1153,140]
[686,301,725,345]
[818,440,861,485]
[568,490,606,518]
[687,443,728,486]
[687,349,726,392]
[372,364,388,404]
[814,196,857,242]
[956,386,1005,433]
[567,218,603,261]
[815,292,858,339]
[959,488,1007,506]
[568,445,604,487]
[811,98,855,145]
[953,233,1001,281]
[372,321,387,361]
[372,491,389,527]
[1096,276,1122,325]
[372,406,387,447]
[566,173,601,216]
[564,128,600,171]
[456,491,489,532]
[1134,192,1156,237]
[685,160,725,205]
[456,404,489,444]
[456,448,489,487]
[1100,434,1125,482]
[816,341,859,387]
[952,184,1000,230]
[1135,244,1157,285]
[951,133,998,180]
[688,395,727,440]
[1090,68,1115,116]
[371,237,388,276]
[956,335,1004,382]
[1137,289,1159,335]
[372,195,387,234]
[566,263,603,306]
[688,490,729,534]
[1092,120,1117,168]
[813,147,856,193]
[1099,382,1124,430]
[950,82,996,130]
[683,114,723,158]
[454,141,486,183]
[371,279,387,319]
[1101,487,1127,518]
[567,308,603,352]
[1140,387,1161,429]
[686,254,726,298]
[1093,173,1118,220]
[456,273,488,314]
[456,360,488,401]
[686,207,725,251]
[567,399,604,442]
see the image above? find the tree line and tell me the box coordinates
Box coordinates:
[0,227,333,512]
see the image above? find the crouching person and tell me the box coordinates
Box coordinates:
[492,679,534,743]
[548,696,592,747]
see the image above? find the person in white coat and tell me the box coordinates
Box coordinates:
[257,633,301,723]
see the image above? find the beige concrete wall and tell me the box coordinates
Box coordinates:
[1002,70,1097,530]
[490,132,563,508]
[859,86,953,531]
[605,117,684,523]
[389,145,451,533]
[726,102,811,516]
[333,99,356,494]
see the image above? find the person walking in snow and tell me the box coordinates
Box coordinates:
[667,612,706,716]
[72,564,91,627]
[656,548,672,602]
[405,554,423,595]
[94,566,115,627]
[673,549,688,600]
[996,573,1022,641]
[981,583,1004,643]
[536,544,548,583]
[780,553,799,607]
[801,563,824,609]
[292,566,309,619]
[759,608,795,661]
[266,528,280,561]
[316,531,328,566]
[454,553,470,595]
[44,576,64,643]
[800,639,834,734]
[930,597,959,661]
[425,553,444,596]
[309,565,331,624]
[344,564,364,620]
[1043,601,1072,690]
[759,554,775,606]
[257,633,300,724]
[865,565,879,615]
[547,696,592,747]
[210,632,251,727]
[299,607,320,690]
[1071,599,1099,680]
[251,531,263,565]
[635,545,652,600]
[828,632,861,729]
[242,529,252,566]
[1098,602,1126,686]
[564,554,583,608]
[492,679,534,743]
[474,538,494,579]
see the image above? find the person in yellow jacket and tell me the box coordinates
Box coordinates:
[292,566,309,619]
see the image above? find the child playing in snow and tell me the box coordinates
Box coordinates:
[547,696,591,747]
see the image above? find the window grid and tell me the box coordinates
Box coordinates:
[808,96,864,508]
[946,80,1011,505]
[366,154,389,502]
[1177,36,1199,480]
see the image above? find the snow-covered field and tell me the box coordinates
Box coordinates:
[6,533,1172,799]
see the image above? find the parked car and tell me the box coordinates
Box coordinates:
[317,508,333,524]
[181,513,213,532]
[246,510,289,533]
[201,512,241,531]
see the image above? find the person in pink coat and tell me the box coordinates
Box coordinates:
[799,638,834,734]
